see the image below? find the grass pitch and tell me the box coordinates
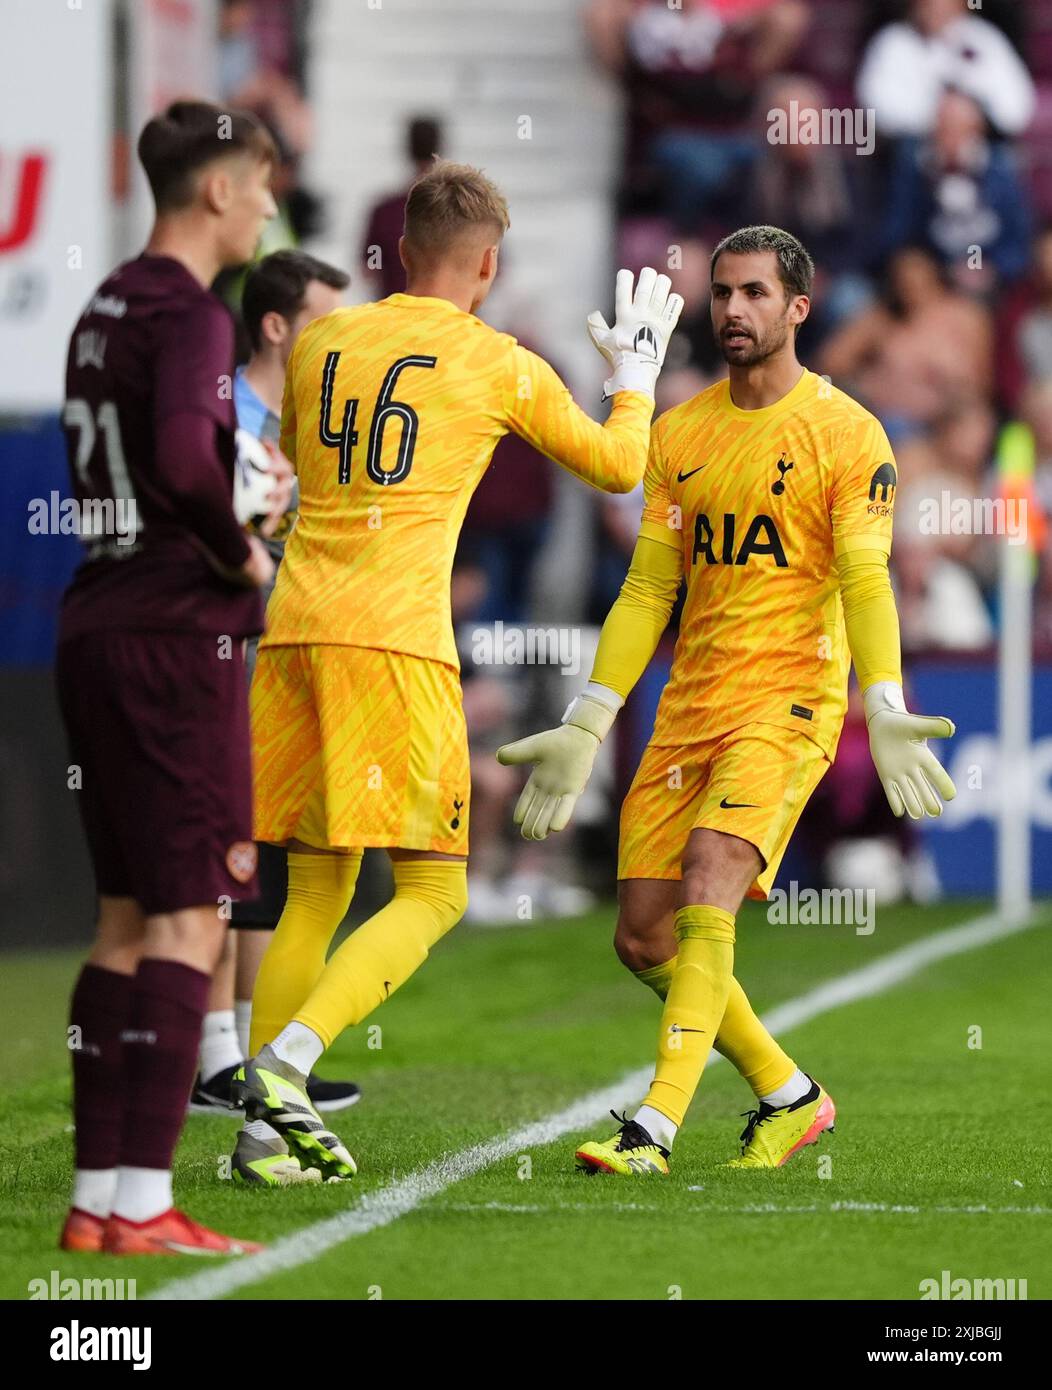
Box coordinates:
[2,898,1049,1301]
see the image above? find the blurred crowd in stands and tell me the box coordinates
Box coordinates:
[584,0,1051,659]
[215,0,1052,914]
[577,0,1052,909]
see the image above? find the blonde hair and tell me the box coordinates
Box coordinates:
[403,160,510,267]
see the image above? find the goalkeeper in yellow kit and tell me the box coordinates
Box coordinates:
[229,161,683,1182]
[499,225,957,1174]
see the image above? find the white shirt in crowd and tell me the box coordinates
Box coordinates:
[857,12,1036,138]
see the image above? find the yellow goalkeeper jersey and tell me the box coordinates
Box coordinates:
[262,293,652,668]
[641,368,896,758]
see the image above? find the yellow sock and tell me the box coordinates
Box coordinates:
[634,957,796,1098]
[634,957,677,1000]
[249,851,363,1055]
[295,859,467,1048]
[643,905,735,1127]
[715,977,797,1099]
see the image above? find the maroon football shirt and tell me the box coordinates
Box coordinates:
[360,188,410,298]
[59,254,263,640]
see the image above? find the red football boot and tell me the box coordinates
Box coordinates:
[59,1207,107,1252]
[102,1207,263,1256]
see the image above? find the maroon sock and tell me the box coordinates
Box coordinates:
[69,964,134,1170]
[119,959,210,1171]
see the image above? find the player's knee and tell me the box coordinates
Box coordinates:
[146,905,227,969]
[393,860,467,946]
[90,942,141,975]
[92,896,145,968]
[614,917,663,973]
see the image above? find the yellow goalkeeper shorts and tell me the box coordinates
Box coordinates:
[251,644,469,854]
[617,723,830,899]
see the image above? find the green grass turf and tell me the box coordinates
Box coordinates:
[2,898,1049,1300]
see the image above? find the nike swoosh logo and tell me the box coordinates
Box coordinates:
[676,465,706,483]
[669,1026,706,1034]
[719,797,758,809]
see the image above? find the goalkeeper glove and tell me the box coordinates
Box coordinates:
[863,681,957,819]
[496,686,622,840]
[587,267,684,399]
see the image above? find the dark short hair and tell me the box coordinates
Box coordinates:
[137,100,276,213]
[241,249,350,350]
[408,116,443,164]
[710,225,815,300]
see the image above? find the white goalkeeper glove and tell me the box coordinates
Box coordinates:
[587,267,684,399]
[496,686,622,841]
[863,682,957,820]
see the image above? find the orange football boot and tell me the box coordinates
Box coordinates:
[59,1207,107,1252]
[102,1208,263,1256]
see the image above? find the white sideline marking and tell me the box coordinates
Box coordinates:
[150,908,1039,1300]
[433,1199,1049,1218]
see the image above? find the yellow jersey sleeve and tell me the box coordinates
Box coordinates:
[503,345,653,493]
[591,532,683,698]
[835,548,903,690]
[638,425,682,550]
[830,413,897,558]
[278,350,298,467]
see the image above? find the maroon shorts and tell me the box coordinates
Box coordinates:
[55,630,258,916]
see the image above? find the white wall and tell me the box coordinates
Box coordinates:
[303,0,621,399]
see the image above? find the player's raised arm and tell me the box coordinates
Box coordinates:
[498,429,683,840]
[831,415,956,820]
[503,267,683,493]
